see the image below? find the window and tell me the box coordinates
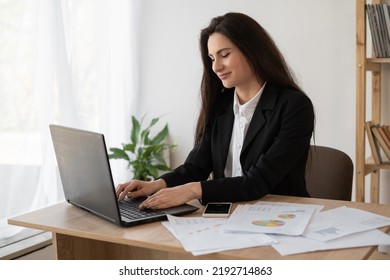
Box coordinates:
[0,0,138,250]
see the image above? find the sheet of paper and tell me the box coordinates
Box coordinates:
[164,215,276,256]
[271,229,390,256]
[303,206,390,241]
[254,201,324,213]
[221,203,317,236]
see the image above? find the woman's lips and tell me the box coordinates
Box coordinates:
[218,72,230,80]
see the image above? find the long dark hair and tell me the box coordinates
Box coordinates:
[196,12,303,143]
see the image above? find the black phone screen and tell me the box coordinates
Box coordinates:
[204,203,231,214]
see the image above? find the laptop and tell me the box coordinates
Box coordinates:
[49,124,198,227]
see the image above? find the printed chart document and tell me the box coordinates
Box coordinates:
[163,215,275,256]
[162,202,390,256]
[221,203,318,236]
[303,206,390,241]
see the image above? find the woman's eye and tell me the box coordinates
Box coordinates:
[222,53,230,58]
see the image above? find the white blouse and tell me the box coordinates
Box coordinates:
[224,83,266,177]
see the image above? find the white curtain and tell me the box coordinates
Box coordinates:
[0,0,139,245]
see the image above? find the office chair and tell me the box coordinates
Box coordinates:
[305,145,354,201]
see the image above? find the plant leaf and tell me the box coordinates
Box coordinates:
[123,143,135,153]
[141,117,159,141]
[153,164,171,171]
[151,124,168,145]
[130,115,140,145]
[146,165,159,179]
[108,148,129,161]
[142,130,151,145]
[153,153,166,164]
[147,117,159,130]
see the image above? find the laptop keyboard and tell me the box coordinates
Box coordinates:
[118,198,164,220]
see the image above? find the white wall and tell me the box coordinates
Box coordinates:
[135,0,390,204]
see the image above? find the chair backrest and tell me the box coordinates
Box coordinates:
[305,145,354,201]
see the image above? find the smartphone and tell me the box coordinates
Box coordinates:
[202,202,232,218]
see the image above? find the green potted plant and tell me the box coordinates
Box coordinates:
[108,115,175,180]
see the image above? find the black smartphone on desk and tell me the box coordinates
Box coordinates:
[202,202,232,218]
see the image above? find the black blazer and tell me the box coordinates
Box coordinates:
[160,84,315,204]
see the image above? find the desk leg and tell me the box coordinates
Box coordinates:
[52,233,195,260]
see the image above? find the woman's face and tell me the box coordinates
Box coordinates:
[207,32,257,91]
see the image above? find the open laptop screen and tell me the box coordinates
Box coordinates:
[50,125,122,224]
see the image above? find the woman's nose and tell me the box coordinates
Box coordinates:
[212,59,223,73]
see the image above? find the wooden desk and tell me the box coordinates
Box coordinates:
[8,195,390,260]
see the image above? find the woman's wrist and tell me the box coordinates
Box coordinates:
[154,178,168,191]
[188,182,202,200]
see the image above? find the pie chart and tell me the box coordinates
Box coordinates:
[252,220,285,227]
[278,213,296,219]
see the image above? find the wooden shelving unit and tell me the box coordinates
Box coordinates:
[356,0,390,203]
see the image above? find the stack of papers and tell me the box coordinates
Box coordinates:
[303,206,390,241]
[163,215,275,256]
[272,206,390,256]
[162,201,390,256]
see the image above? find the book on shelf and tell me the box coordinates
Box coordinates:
[366,4,390,58]
[378,125,390,149]
[365,121,381,164]
[383,4,390,55]
[382,124,390,141]
[370,123,390,162]
[366,4,382,57]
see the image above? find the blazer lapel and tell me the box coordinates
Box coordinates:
[242,85,278,153]
[216,106,234,170]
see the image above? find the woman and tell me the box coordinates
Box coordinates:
[117,12,315,209]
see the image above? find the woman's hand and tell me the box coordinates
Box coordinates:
[139,182,202,210]
[116,178,167,201]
